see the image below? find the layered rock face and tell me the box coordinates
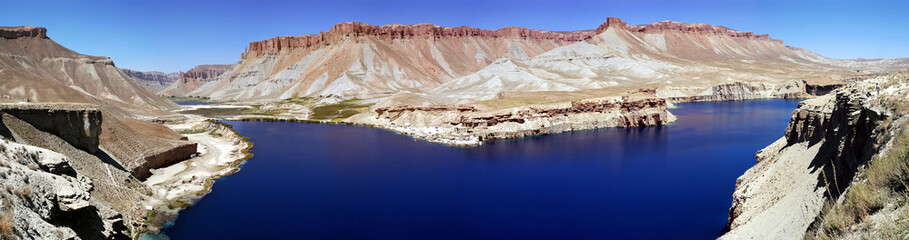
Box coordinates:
[722,80,887,239]
[166,17,908,104]
[0,26,47,39]
[423,16,859,105]
[1,105,134,239]
[0,104,102,154]
[0,103,198,239]
[242,22,596,59]
[120,68,180,92]
[183,22,593,100]
[354,89,675,145]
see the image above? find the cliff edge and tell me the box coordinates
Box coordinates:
[723,73,909,239]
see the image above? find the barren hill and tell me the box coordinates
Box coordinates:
[0,26,177,114]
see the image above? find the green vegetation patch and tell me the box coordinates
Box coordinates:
[177,107,249,117]
[310,99,373,121]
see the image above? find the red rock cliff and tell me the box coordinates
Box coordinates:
[595,17,783,44]
[180,64,232,80]
[242,22,596,58]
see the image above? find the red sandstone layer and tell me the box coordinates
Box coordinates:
[242,22,596,58]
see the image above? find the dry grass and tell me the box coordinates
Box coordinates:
[808,118,909,239]
[0,213,12,239]
[0,197,14,239]
[11,186,31,200]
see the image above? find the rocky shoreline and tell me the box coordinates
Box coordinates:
[139,117,253,236]
[722,74,908,239]
[0,104,252,239]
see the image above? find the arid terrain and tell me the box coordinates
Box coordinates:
[0,14,907,239]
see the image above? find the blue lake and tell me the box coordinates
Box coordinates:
[162,99,801,239]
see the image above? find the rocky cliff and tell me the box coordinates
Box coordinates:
[722,77,897,239]
[351,88,675,146]
[242,22,595,59]
[0,104,102,154]
[0,26,47,39]
[0,103,199,239]
[595,17,780,43]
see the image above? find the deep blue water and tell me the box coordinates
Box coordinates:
[162,99,801,239]
[172,100,211,105]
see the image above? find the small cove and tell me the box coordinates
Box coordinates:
[161,99,802,239]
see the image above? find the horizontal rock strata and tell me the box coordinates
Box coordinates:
[0,104,102,154]
[359,89,675,145]
[243,22,595,58]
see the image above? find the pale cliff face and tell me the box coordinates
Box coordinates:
[722,77,900,239]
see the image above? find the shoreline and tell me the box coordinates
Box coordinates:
[215,97,803,147]
[137,96,815,236]
[138,116,254,237]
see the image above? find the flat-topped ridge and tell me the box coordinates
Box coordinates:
[595,17,783,44]
[242,22,596,58]
[0,26,49,39]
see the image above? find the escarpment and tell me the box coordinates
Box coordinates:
[181,64,232,80]
[722,80,888,239]
[0,104,102,154]
[242,22,595,58]
[595,17,781,43]
[0,26,48,39]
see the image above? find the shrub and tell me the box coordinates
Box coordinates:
[0,212,13,239]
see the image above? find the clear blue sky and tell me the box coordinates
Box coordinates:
[2,0,907,73]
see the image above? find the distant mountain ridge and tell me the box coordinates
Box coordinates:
[121,64,231,95]
[120,68,180,92]
[165,17,909,107]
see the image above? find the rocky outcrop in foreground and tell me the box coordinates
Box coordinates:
[722,77,896,239]
[0,103,199,239]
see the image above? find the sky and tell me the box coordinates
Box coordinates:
[1,0,907,73]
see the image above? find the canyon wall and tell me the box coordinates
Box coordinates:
[722,79,889,239]
[0,104,102,154]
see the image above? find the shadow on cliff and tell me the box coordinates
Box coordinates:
[802,95,881,204]
[94,149,128,172]
[49,206,129,240]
